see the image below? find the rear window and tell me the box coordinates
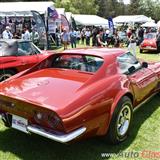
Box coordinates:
[52,54,104,73]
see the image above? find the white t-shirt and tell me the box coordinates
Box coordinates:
[85,31,91,37]
[23,30,31,40]
[2,30,13,39]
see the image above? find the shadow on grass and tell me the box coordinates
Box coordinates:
[0,95,159,160]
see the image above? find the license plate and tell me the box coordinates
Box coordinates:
[146,46,151,49]
[12,115,28,133]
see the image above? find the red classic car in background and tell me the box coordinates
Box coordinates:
[0,39,52,82]
[139,33,157,53]
[0,48,160,144]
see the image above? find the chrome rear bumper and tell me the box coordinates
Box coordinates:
[27,125,86,143]
[0,113,86,143]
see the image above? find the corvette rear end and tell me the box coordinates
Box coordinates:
[0,68,95,143]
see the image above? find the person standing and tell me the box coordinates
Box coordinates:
[126,27,132,46]
[128,33,137,56]
[96,28,107,47]
[76,29,81,44]
[81,28,85,45]
[2,26,13,39]
[22,27,31,40]
[138,27,144,45]
[69,28,77,48]
[61,28,70,50]
[92,27,98,46]
[30,28,40,46]
[113,30,120,48]
[85,28,91,46]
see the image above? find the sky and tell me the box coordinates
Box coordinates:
[123,0,130,4]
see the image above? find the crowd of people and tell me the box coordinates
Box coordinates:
[60,25,160,55]
[1,26,40,45]
[1,24,160,55]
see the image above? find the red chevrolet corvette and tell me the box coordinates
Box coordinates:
[0,48,160,144]
[139,33,157,53]
[0,39,52,82]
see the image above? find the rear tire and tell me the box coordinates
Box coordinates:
[106,96,133,144]
[0,69,16,82]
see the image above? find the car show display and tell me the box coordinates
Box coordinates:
[140,33,157,53]
[0,48,160,144]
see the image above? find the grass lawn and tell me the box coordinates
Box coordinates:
[0,45,160,160]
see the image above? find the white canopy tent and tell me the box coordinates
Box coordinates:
[141,21,157,27]
[73,14,108,27]
[0,1,56,50]
[0,1,55,15]
[113,15,150,24]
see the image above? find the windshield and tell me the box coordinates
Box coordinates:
[18,41,42,56]
[0,41,17,56]
[144,33,156,39]
[0,41,42,57]
[52,54,104,73]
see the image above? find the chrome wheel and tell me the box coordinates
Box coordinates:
[116,105,131,136]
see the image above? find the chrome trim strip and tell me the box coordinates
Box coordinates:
[133,93,157,112]
[27,125,86,143]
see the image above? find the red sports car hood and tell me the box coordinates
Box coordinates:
[0,69,92,112]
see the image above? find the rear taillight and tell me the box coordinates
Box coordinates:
[47,113,64,131]
[33,111,64,131]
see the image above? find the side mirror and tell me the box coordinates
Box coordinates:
[128,66,136,73]
[142,62,148,68]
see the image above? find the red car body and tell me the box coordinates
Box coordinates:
[0,39,52,81]
[140,33,157,53]
[0,48,160,144]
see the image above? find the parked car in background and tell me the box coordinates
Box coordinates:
[0,48,160,144]
[139,33,157,53]
[0,39,52,81]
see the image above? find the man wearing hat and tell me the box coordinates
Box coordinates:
[2,26,13,39]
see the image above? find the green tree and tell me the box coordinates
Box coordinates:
[55,0,98,14]
[128,0,141,15]
[96,0,126,18]
[139,0,160,21]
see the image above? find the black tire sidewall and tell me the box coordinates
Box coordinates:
[0,70,16,82]
[107,96,133,144]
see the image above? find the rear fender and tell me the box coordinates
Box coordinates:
[106,90,133,133]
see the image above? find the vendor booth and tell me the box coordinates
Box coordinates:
[0,1,69,49]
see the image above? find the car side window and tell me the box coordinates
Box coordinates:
[117,52,141,74]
